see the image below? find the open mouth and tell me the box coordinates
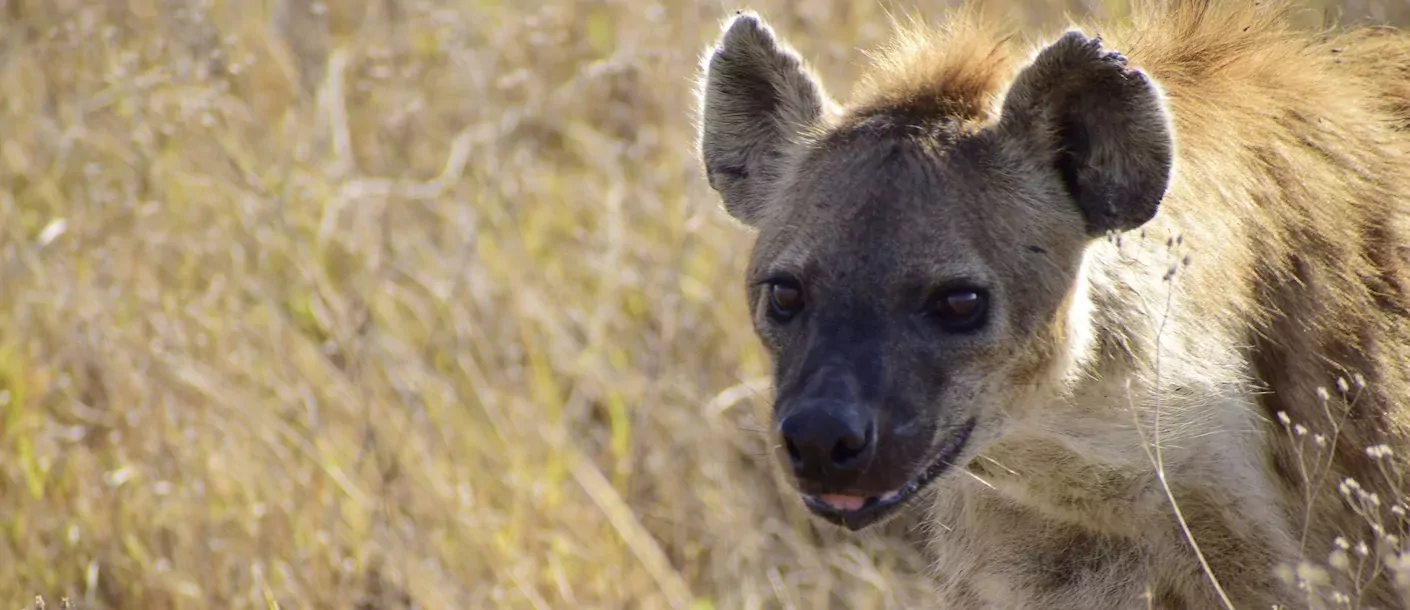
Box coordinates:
[800,418,976,531]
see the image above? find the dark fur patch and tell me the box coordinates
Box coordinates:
[1029,526,1132,591]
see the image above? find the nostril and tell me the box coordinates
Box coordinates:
[829,437,864,466]
[829,420,874,468]
[785,437,802,467]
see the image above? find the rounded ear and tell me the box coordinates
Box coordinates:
[695,12,837,228]
[997,30,1175,236]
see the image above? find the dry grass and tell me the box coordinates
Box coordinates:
[2,1,1408,609]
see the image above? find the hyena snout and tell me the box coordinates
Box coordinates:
[778,402,877,485]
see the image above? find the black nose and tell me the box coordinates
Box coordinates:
[779,405,876,481]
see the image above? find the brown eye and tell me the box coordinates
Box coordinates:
[767,282,805,321]
[929,289,989,332]
[945,292,980,317]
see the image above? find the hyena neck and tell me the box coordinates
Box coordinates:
[966,232,1276,535]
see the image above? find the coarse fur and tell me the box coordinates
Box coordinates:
[694,1,1410,608]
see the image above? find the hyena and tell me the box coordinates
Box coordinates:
[694,1,1410,607]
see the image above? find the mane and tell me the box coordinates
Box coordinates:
[845,6,1017,125]
[843,0,1312,126]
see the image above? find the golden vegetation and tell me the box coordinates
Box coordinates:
[0,1,1406,608]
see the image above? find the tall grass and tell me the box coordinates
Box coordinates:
[1,1,1406,608]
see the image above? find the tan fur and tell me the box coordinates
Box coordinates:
[696,1,1410,608]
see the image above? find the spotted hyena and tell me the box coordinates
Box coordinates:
[695,1,1410,607]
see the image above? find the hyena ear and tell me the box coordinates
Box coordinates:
[997,30,1174,236]
[697,12,836,227]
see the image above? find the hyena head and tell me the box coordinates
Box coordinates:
[696,12,1174,530]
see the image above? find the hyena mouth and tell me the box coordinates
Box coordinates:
[801,418,977,532]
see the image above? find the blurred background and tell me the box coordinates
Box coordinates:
[1,0,1407,608]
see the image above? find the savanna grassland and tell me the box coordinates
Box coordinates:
[2,1,1409,609]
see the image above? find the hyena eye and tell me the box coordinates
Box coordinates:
[928,289,989,333]
[767,281,805,322]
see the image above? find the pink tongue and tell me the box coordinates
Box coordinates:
[819,494,867,511]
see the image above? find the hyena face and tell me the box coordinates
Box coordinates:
[697,13,1173,530]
